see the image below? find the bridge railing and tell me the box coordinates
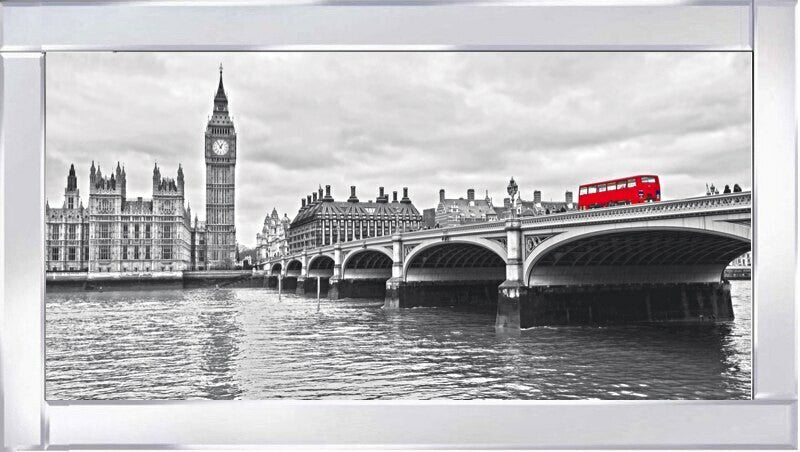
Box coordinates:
[394,191,752,238]
[266,192,751,263]
[519,191,751,226]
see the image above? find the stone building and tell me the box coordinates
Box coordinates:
[45,164,89,271]
[730,251,752,268]
[256,208,290,262]
[498,190,576,219]
[46,161,197,273]
[434,188,499,228]
[288,185,423,253]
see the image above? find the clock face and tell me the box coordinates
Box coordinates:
[212,139,229,155]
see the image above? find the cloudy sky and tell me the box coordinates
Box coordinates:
[46,52,751,247]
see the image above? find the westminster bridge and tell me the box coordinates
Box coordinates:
[260,192,751,329]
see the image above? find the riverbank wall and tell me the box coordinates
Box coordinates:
[46,270,267,292]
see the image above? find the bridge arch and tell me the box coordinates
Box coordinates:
[285,259,303,277]
[308,254,335,277]
[403,237,507,282]
[270,262,282,275]
[342,247,393,280]
[524,224,751,286]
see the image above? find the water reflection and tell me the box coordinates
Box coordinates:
[46,281,751,400]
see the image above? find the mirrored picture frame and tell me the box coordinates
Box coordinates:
[1,0,796,449]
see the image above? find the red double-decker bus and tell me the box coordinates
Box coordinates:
[578,175,661,210]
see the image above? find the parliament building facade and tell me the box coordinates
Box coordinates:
[45,68,237,272]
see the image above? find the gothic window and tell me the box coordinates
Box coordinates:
[134,246,139,260]
[99,245,110,260]
[122,224,129,239]
[134,224,140,238]
[145,247,151,260]
[50,247,59,261]
[162,246,172,260]
[122,246,128,260]
[68,198,74,209]
[98,223,111,239]
[145,225,151,239]
[68,224,77,240]
[51,225,60,240]
[68,247,76,261]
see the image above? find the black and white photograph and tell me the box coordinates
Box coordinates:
[44,51,752,400]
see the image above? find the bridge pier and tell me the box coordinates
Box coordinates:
[329,244,343,299]
[384,234,404,309]
[295,277,308,295]
[496,218,525,330]
[282,276,298,291]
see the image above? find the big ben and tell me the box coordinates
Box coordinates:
[205,64,237,269]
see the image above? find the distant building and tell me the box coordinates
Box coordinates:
[498,190,576,219]
[288,185,423,253]
[434,188,499,228]
[730,251,752,267]
[256,208,290,261]
[422,208,437,229]
[46,161,202,273]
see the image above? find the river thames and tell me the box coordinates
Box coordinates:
[46,280,751,400]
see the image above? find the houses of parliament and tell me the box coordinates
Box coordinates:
[45,67,237,272]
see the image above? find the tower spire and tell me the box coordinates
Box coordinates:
[215,63,227,103]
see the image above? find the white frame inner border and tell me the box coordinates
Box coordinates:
[1,1,796,449]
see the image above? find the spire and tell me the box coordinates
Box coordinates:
[66,164,77,191]
[215,63,227,104]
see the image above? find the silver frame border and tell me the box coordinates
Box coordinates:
[1,1,796,449]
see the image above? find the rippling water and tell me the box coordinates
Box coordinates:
[46,281,751,400]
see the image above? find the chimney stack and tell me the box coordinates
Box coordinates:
[401,187,411,203]
[467,188,475,201]
[439,189,445,203]
[392,191,398,203]
[307,195,312,206]
[318,186,323,200]
[312,192,318,203]
[565,191,573,204]
[301,198,306,208]
[534,190,542,203]
[324,185,332,201]
[348,186,359,203]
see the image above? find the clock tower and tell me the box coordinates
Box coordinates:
[205,64,237,269]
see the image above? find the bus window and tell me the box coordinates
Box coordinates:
[641,176,656,184]
[579,187,588,195]
[598,185,606,192]
[627,178,636,188]
[616,181,626,190]
[588,186,597,194]
[607,182,616,191]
